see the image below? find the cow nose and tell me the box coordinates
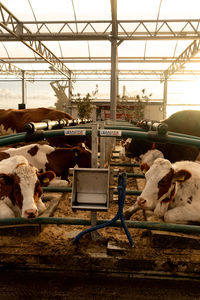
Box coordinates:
[137,197,147,207]
[24,209,38,219]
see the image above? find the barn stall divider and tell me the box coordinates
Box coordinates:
[0,120,200,245]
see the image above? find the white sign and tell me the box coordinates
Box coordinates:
[64,129,86,136]
[100,129,122,137]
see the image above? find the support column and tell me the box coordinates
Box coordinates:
[90,123,99,240]
[68,72,72,115]
[110,38,118,121]
[163,75,168,119]
[19,70,26,109]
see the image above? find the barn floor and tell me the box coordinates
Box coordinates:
[1,152,200,298]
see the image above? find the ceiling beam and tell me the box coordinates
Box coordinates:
[164,40,200,79]
[0,19,199,41]
[2,56,200,64]
[0,59,22,78]
[0,3,71,78]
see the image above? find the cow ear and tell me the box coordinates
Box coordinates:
[172,169,191,182]
[73,148,80,158]
[0,173,14,185]
[140,163,149,174]
[151,142,156,150]
[37,171,56,186]
[0,174,14,199]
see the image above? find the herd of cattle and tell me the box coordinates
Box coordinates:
[121,110,200,224]
[1,107,200,225]
[0,107,92,219]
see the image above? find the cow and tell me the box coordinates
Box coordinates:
[0,107,92,149]
[0,155,55,219]
[124,138,200,163]
[0,143,91,184]
[125,110,200,163]
[139,149,164,174]
[124,158,200,224]
[0,107,73,135]
[119,138,132,161]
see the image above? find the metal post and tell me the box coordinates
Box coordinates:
[91,123,98,169]
[68,72,72,115]
[100,122,106,168]
[110,39,118,121]
[110,0,118,121]
[21,70,26,109]
[163,74,168,119]
[91,123,99,239]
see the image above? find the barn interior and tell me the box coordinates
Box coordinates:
[1,1,200,298]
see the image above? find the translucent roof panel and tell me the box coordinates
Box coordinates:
[1,0,111,21]
[159,0,200,19]
[118,0,161,20]
[118,0,200,20]
[0,42,40,59]
[0,0,200,81]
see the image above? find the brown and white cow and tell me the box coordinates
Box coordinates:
[0,155,55,219]
[0,107,72,135]
[119,138,132,161]
[124,158,200,224]
[0,107,92,149]
[139,149,164,174]
[124,110,200,163]
[0,143,91,185]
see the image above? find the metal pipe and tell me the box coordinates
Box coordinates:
[1,128,200,149]
[110,163,140,167]
[1,217,200,235]
[42,186,142,195]
[104,125,200,141]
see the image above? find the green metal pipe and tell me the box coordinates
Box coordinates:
[0,134,26,146]
[42,186,141,195]
[1,128,200,149]
[0,217,200,235]
[126,173,144,178]
[117,130,200,148]
[105,125,144,132]
[103,125,200,141]
[113,173,144,178]
[110,162,140,167]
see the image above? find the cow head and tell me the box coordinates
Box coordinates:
[72,145,91,168]
[125,138,153,159]
[140,149,164,174]
[119,138,132,160]
[137,158,191,213]
[0,164,55,219]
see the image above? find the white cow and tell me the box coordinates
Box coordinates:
[119,138,132,161]
[139,149,164,173]
[0,143,91,186]
[124,158,200,224]
[0,155,55,218]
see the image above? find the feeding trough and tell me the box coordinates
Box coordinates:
[71,167,110,211]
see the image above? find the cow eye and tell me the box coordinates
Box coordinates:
[159,178,168,186]
[35,181,42,197]
[14,185,21,194]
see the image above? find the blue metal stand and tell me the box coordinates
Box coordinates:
[73,172,134,246]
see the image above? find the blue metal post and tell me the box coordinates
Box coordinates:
[73,173,134,246]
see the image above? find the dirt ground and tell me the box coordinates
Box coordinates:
[1,147,200,296]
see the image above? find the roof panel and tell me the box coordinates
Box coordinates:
[118,0,161,20]
[159,0,200,19]
[0,0,200,80]
[72,0,111,20]
[0,42,39,58]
